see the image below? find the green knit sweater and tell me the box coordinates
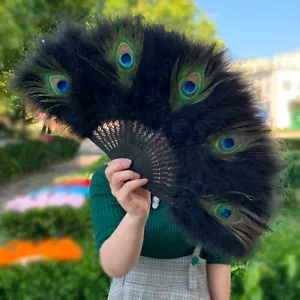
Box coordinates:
[89,166,232,264]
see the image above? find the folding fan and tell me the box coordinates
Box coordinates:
[11,16,286,258]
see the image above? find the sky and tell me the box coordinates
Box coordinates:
[196,0,300,61]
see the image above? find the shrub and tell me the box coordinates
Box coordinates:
[285,150,300,162]
[280,150,300,208]
[283,139,300,151]
[0,202,92,240]
[0,238,111,300]
[286,158,300,189]
[0,136,79,182]
[231,217,300,300]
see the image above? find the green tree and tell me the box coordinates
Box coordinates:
[0,0,222,73]
[0,0,98,70]
[0,0,223,136]
[101,0,224,47]
[0,0,99,136]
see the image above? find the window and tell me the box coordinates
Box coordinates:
[283,80,292,91]
[298,81,300,92]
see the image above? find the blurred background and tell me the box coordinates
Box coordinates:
[0,1,299,299]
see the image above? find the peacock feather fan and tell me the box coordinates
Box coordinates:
[11,15,286,259]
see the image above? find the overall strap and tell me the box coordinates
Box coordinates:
[189,244,206,291]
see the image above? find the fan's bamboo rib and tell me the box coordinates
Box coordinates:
[152,173,176,180]
[147,151,175,163]
[125,120,132,150]
[109,121,119,149]
[146,144,169,157]
[119,120,126,149]
[146,143,170,156]
[89,134,110,153]
[103,123,114,151]
[115,120,122,148]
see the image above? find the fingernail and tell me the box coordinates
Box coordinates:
[142,178,148,182]
[135,173,140,178]
[122,159,132,167]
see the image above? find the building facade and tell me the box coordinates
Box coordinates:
[232,50,300,130]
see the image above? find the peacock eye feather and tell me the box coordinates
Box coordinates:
[117,43,134,70]
[203,201,242,226]
[182,80,196,94]
[220,137,234,150]
[46,73,71,96]
[219,206,232,219]
[180,73,201,99]
[91,16,145,87]
[204,130,252,159]
[217,135,245,153]
[169,46,228,111]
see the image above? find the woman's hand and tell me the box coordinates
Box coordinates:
[105,158,151,221]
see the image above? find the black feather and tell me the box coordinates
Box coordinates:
[10,16,286,259]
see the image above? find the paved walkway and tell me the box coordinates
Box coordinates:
[0,140,103,211]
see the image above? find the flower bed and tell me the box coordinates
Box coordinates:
[0,154,111,300]
[0,238,82,267]
[0,177,93,240]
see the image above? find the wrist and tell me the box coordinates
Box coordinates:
[125,212,148,226]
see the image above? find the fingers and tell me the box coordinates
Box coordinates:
[105,158,132,182]
[105,158,149,205]
[110,170,141,192]
[117,178,148,202]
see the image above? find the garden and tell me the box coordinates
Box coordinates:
[0,1,299,299]
[0,155,111,300]
[0,141,299,300]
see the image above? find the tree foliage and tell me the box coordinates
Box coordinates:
[0,0,223,129]
[0,0,223,70]
[0,0,97,70]
[0,0,98,126]
[102,0,223,47]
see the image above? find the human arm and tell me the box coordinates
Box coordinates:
[200,248,231,300]
[100,213,147,278]
[206,264,231,300]
[89,159,151,278]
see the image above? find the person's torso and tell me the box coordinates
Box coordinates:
[142,199,195,258]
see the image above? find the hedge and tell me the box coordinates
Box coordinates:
[0,202,92,241]
[283,138,300,151]
[0,238,111,300]
[0,136,80,182]
[231,217,300,300]
[279,149,300,208]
